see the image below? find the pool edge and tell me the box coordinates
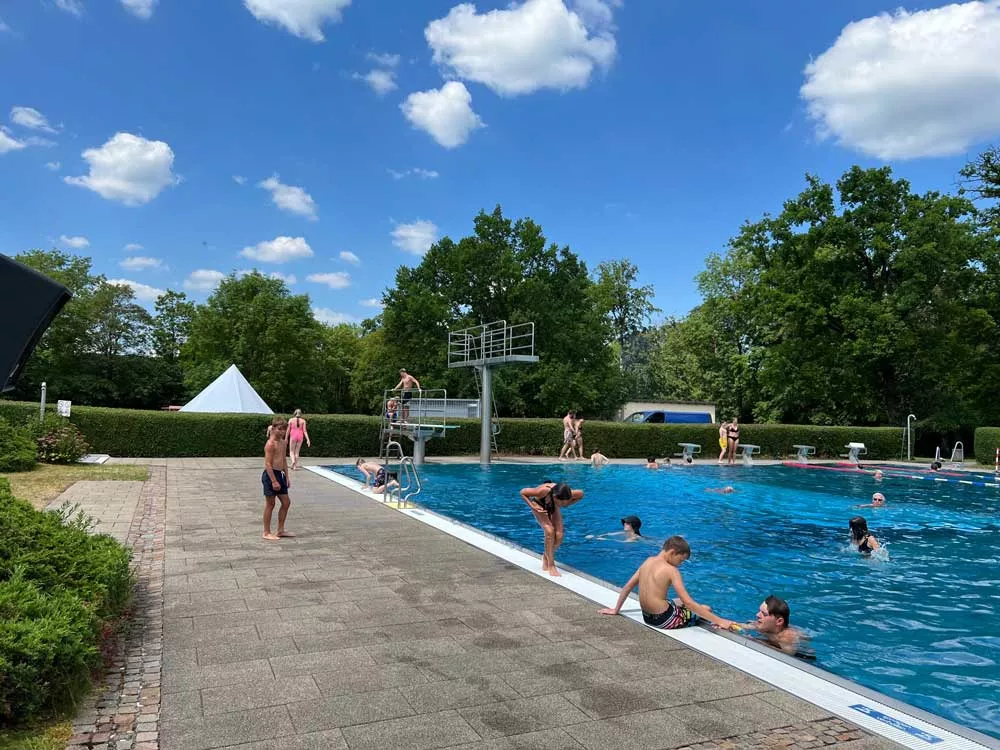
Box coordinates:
[306,464,1000,750]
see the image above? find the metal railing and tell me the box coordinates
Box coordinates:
[448,320,536,367]
[379,388,449,459]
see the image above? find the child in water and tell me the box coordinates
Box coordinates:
[849,516,881,555]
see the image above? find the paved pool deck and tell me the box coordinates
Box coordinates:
[62,457,910,750]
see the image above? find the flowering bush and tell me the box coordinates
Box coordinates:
[35,422,90,464]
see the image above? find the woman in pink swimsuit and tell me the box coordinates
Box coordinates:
[287,409,311,470]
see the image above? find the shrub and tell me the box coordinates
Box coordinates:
[973,427,1000,466]
[0,417,37,472]
[0,479,133,725]
[35,422,91,464]
[0,400,904,459]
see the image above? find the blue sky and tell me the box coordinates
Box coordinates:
[2,0,999,323]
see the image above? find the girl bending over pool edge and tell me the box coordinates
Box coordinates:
[519,480,584,577]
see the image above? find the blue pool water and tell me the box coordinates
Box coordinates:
[328,462,1000,738]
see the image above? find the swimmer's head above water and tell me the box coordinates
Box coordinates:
[756,595,790,633]
[873,470,883,481]
[871,492,885,506]
[620,515,642,535]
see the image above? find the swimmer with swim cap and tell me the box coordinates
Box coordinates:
[874,470,883,481]
[856,492,886,509]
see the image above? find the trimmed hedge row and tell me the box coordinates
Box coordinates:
[0,400,904,459]
[974,427,1000,466]
[0,479,133,725]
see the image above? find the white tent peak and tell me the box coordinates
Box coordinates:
[180,364,273,414]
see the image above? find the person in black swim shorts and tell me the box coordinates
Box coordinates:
[262,417,294,541]
[393,368,421,422]
[598,535,735,630]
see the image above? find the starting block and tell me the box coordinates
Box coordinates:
[792,444,816,463]
[738,444,761,466]
[841,442,868,464]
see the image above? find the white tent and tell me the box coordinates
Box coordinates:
[180,364,273,414]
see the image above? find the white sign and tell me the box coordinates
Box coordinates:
[57,400,72,417]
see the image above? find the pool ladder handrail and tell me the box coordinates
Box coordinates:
[382,441,421,507]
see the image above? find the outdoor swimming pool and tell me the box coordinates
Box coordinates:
[328,462,1000,739]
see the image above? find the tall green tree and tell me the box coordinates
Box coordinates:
[592,259,659,356]
[182,272,325,412]
[152,290,195,361]
[90,282,153,357]
[378,206,625,417]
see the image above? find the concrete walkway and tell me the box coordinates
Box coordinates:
[75,458,901,750]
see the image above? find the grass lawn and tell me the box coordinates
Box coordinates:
[1,463,149,510]
[0,722,72,750]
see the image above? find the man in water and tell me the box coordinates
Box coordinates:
[705,486,736,494]
[598,536,735,630]
[737,596,807,657]
[392,368,421,421]
[645,456,659,469]
[262,418,294,541]
[590,448,609,467]
[856,492,886,508]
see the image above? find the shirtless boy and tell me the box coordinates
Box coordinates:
[356,458,383,487]
[262,418,294,541]
[598,535,734,630]
[393,368,422,421]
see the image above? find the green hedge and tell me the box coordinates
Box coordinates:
[0,479,133,725]
[974,427,1000,466]
[0,401,903,459]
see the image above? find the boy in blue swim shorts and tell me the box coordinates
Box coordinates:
[262,417,294,541]
[598,535,735,630]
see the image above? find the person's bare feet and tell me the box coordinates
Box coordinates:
[278,531,296,538]
[263,532,280,541]
[549,567,562,577]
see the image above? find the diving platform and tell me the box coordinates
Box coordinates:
[387,422,459,464]
[379,389,453,466]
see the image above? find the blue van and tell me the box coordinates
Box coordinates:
[625,410,712,424]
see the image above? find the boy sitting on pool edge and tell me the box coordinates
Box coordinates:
[598,535,735,630]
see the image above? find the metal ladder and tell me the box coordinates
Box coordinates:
[382,440,421,507]
[473,366,499,455]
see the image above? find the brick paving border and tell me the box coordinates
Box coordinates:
[67,466,166,750]
[676,717,866,749]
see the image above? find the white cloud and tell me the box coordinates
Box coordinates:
[368,51,400,67]
[10,106,58,133]
[802,1,1000,160]
[184,269,226,292]
[55,0,84,17]
[107,278,165,302]
[241,235,314,263]
[258,174,318,220]
[313,307,359,325]
[391,220,438,256]
[360,297,383,308]
[339,250,360,265]
[244,0,351,42]
[425,0,617,97]
[270,271,297,284]
[388,167,440,180]
[401,82,484,148]
[120,256,163,271]
[45,161,61,171]
[124,243,144,252]
[59,235,90,249]
[120,0,157,19]
[307,271,351,289]
[0,128,26,155]
[233,175,247,185]
[0,17,9,33]
[354,69,397,96]
[64,132,178,206]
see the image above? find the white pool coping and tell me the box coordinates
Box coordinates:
[307,464,999,750]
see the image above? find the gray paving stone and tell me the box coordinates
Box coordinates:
[562,708,705,750]
[172,624,261,647]
[161,658,274,693]
[286,687,413,733]
[560,676,692,718]
[200,675,320,715]
[312,663,432,697]
[420,650,521,680]
[160,704,294,750]
[755,688,835,721]
[445,728,585,750]
[160,689,202,721]
[453,627,547,652]
[196,637,299,666]
[458,694,590,739]
[338,709,481,750]
[665,694,802,739]
[217,729,348,750]
[400,674,521,713]
[269,646,373,677]
[367,636,468,664]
